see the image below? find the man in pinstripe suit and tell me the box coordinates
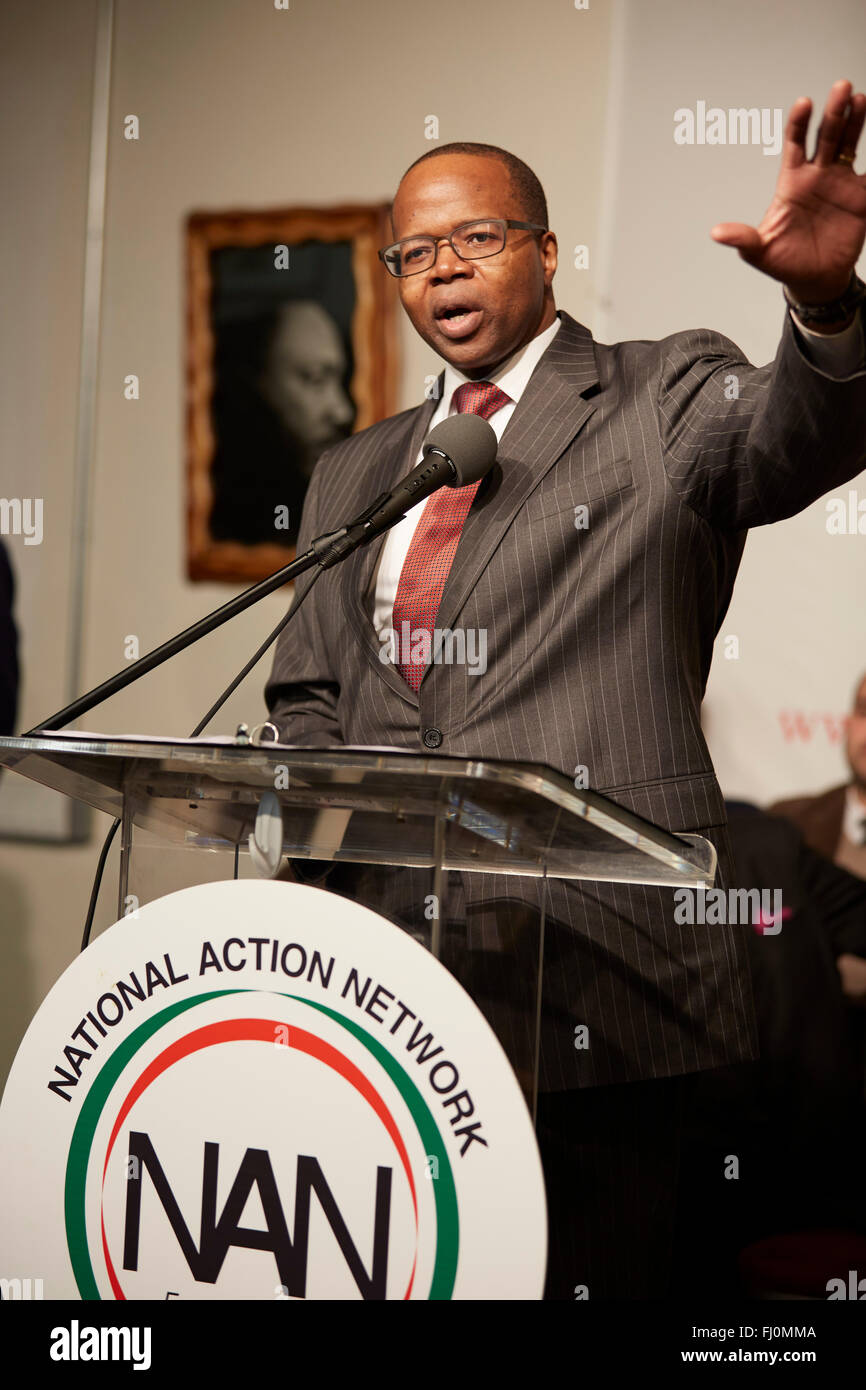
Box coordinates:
[266,80,866,1297]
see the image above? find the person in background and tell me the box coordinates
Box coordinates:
[771,670,866,879]
[259,301,355,482]
[675,800,866,1296]
[209,300,355,549]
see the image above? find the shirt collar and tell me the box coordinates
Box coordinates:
[441,311,562,413]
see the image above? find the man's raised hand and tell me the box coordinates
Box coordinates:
[711,79,866,307]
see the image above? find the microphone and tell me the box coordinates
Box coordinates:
[310,414,498,569]
[422,412,500,484]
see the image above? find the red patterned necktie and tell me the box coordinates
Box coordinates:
[390,380,511,690]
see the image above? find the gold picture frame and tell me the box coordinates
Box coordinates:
[185,202,399,583]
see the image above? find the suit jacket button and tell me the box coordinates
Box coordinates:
[422,727,443,749]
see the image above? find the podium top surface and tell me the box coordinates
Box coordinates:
[0,733,717,886]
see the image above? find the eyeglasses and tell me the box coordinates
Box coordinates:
[378,218,547,278]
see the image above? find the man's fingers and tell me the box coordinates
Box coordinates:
[814,78,855,166]
[836,90,866,166]
[783,96,811,170]
[710,222,762,252]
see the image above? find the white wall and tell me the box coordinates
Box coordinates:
[0,0,98,1088]
[595,0,866,803]
[0,0,612,1083]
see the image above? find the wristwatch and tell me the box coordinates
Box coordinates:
[784,272,866,327]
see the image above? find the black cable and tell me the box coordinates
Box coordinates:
[80,816,120,952]
[188,573,319,737]
[78,573,321,952]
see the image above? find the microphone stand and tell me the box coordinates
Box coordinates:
[27,425,482,736]
[25,485,430,948]
[24,477,426,737]
[21,425,489,946]
[27,542,324,737]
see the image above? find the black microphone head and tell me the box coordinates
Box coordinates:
[422,413,498,486]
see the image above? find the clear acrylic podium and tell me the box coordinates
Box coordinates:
[0,732,717,1110]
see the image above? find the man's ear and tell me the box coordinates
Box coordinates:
[542,231,558,285]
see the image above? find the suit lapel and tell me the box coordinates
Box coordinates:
[340,311,600,704]
[433,311,600,638]
[340,390,440,704]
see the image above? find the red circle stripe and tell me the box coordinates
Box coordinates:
[99,1017,420,1300]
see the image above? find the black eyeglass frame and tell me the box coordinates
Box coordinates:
[378,219,548,277]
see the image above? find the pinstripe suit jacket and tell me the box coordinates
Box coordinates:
[265,308,866,1089]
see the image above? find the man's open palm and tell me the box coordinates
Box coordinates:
[712,79,866,303]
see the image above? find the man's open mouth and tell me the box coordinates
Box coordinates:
[434,305,483,338]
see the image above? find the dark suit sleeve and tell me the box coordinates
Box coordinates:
[730,802,866,957]
[657,306,866,530]
[264,450,345,746]
[0,542,19,737]
[798,839,866,959]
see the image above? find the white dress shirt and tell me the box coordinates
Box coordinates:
[370,307,865,639]
[370,313,562,638]
[793,311,865,378]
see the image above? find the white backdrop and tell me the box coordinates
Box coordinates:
[594,0,866,805]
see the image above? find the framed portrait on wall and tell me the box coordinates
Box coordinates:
[185,203,399,583]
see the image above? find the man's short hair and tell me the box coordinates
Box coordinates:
[395,142,549,231]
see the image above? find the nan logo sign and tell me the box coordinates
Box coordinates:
[0,880,546,1299]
